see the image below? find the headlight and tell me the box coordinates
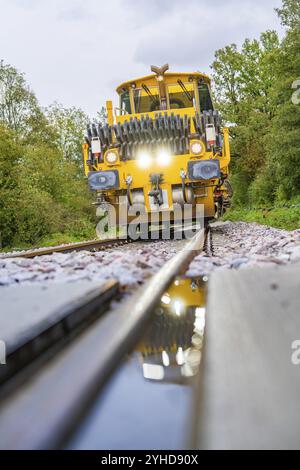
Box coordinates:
[161,294,171,305]
[188,160,220,180]
[137,152,151,169]
[190,140,204,156]
[105,150,119,165]
[157,149,171,167]
[88,170,119,190]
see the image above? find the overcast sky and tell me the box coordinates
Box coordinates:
[0,0,284,117]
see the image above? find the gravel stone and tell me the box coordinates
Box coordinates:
[0,240,185,290]
[1,222,300,290]
[186,221,300,277]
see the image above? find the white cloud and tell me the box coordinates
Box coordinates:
[0,0,284,117]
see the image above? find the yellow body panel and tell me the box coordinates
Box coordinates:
[116,71,211,94]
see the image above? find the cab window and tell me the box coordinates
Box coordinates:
[168,83,195,109]
[120,90,131,114]
[198,83,214,111]
[134,86,160,113]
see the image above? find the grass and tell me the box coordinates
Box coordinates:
[0,226,123,253]
[2,205,299,253]
[223,205,300,231]
[0,231,96,253]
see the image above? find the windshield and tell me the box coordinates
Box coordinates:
[168,82,195,109]
[134,86,160,113]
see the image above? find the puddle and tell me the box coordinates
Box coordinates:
[67,276,207,450]
[139,276,207,383]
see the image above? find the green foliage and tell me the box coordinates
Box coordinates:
[276,0,300,28]
[0,125,21,246]
[46,103,89,166]
[0,60,41,137]
[223,205,300,231]
[96,106,107,126]
[211,0,300,222]
[265,4,300,200]
[0,61,96,249]
[212,30,280,206]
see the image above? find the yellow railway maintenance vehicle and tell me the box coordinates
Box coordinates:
[83,64,231,226]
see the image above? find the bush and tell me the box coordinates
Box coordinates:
[0,125,96,249]
[223,205,300,230]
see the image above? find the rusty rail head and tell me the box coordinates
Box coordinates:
[1,223,184,259]
[0,238,132,259]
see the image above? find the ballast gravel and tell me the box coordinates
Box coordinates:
[0,240,186,290]
[187,221,300,277]
[1,222,300,290]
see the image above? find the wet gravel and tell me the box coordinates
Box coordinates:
[1,222,300,290]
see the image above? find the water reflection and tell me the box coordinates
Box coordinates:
[139,276,207,383]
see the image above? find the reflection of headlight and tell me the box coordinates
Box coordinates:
[137,152,151,169]
[88,170,119,190]
[105,150,118,165]
[157,150,171,167]
[173,300,183,317]
[161,294,171,305]
[143,363,164,381]
[190,141,204,155]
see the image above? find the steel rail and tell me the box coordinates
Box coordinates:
[0,227,206,450]
[0,280,119,388]
[1,222,202,259]
[1,237,133,259]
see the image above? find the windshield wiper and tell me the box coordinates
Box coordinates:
[177,80,193,102]
[142,84,159,107]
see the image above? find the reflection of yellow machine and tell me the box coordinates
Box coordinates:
[139,277,207,383]
[83,64,231,224]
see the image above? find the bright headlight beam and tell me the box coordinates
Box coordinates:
[105,151,118,164]
[157,150,171,167]
[137,152,151,169]
[190,141,203,155]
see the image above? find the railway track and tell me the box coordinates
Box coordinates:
[0,226,207,450]
[1,237,133,259]
[1,223,195,259]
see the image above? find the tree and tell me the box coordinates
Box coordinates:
[265,0,300,200]
[0,62,96,248]
[97,106,107,125]
[211,31,280,205]
[276,0,300,28]
[46,103,89,166]
[0,125,21,246]
[0,60,40,137]
[211,44,243,123]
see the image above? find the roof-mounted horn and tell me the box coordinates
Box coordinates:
[150,64,169,110]
[151,64,169,79]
